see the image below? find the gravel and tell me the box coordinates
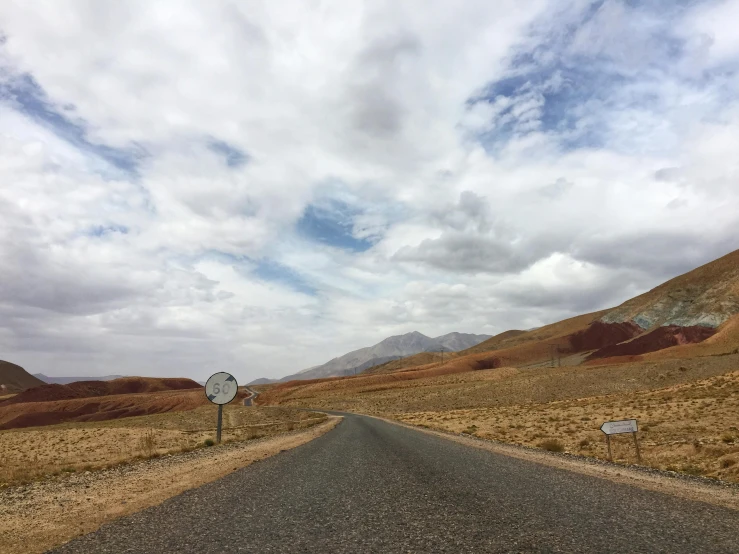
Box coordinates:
[51,412,739,553]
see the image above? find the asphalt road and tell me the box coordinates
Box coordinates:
[51,413,739,553]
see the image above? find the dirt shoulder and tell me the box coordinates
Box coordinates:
[0,416,341,554]
[374,415,739,512]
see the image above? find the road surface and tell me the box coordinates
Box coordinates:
[52,412,739,553]
[242,386,259,406]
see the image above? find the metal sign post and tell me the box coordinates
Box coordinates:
[205,372,239,443]
[600,419,640,463]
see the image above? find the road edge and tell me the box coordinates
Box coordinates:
[1,416,342,554]
[362,413,739,512]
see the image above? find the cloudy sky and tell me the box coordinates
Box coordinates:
[1,0,738,383]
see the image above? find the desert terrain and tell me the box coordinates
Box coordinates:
[257,250,739,484]
[0,364,337,553]
[0,416,339,554]
[0,403,327,487]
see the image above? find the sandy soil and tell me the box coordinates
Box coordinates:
[0,405,324,486]
[0,416,340,554]
[396,371,739,482]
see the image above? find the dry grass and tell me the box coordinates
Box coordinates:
[0,405,326,486]
[395,371,739,482]
[0,417,340,554]
[263,354,739,414]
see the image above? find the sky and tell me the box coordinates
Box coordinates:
[1,0,738,383]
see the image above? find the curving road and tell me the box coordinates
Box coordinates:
[51,412,739,553]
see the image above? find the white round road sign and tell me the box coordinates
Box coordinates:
[205,372,238,405]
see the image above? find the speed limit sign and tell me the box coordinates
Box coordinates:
[205,372,238,443]
[205,372,238,405]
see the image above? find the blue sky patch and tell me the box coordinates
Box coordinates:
[0,73,145,175]
[296,200,375,252]
[85,224,129,237]
[466,0,714,154]
[202,250,317,296]
[253,259,317,296]
[207,138,249,168]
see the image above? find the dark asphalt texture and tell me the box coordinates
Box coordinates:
[51,413,739,553]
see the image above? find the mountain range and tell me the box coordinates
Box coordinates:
[33,373,125,385]
[251,331,491,384]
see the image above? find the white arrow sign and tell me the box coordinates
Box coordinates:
[600,419,638,435]
[205,372,238,405]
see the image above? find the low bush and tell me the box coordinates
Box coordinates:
[538,439,565,452]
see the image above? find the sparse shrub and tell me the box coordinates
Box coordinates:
[463,425,478,435]
[579,439,590,448]
[538,439,565,453]
[204,439,215,447]
[680,464,703,476]
[720,433,735,444]
[138,429,157,458]
[720,458,736,469]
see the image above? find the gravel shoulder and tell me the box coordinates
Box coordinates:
[372,414,739,511]
[0,416,340,554]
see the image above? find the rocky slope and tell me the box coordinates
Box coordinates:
[601,249,739,329]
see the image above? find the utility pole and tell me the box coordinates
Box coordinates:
[550,344,562,368]
[549,344,562,367]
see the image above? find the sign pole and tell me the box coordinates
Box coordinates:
[217,404,223,444]
[204,372,239,445]
[600,419,639,464]
[632,431,641,463]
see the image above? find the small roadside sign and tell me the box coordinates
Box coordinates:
[600,419,638,435]
[205,372,238,405]
[600,419,641,463]
[205,372,239,443]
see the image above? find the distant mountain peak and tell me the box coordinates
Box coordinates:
[280,331,491,382]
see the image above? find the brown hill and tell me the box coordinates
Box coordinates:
[0,377,201,406]
[0,360,45,393]
[0,388,218,430]
[463,311,610,356]
[461,249,739,366]
[363,352,461,374]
